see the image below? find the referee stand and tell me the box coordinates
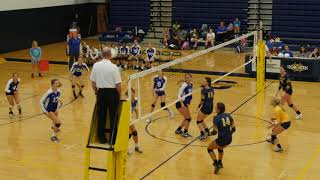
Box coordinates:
[84,100,130,180]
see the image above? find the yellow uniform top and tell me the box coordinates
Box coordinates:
[274,106,290,123]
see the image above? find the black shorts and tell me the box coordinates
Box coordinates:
[200,104,213,115]
[285,89,293,96]
[6,91,15,96]
[215,137,232,147]
[176,101,189,109]
[280,121,291,129]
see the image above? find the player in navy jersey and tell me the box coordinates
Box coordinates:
[197,77,214,140]
[70,56,90,99]
[207,102,236,174]
[119,43,130,69]
[5,73,22,117]
[40,79,63,143]
[128,39,141,69]
[175,73,193,138]
[143,43,156,70]
[276,66,302,119]
[126,89,143,154]
[147,71,174,123]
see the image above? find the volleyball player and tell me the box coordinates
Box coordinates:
[197,77,214,140]
[147,71,174,123]
[266,98,291,152]
[207,102,236,174]
[29,40,42,78]
[70,55,90,99]
[175,73,193,138]
[127,89,143,154]
[128,39,141,69]
[40,79,62,143]
[276,66,302,119]
[5,73,21,117]
[119,43,130,69]
[144,43,156,69]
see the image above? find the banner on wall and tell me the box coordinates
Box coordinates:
[252,59,281,73]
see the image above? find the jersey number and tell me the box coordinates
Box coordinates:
[221,117,230,127]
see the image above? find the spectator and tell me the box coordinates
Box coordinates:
[280,45,293,58]
[190,28,200,49]
[216,21,228,42]
[70,13,80,29]
[201,24,209,38]
[173,21,181,35]
[29,40,42,78]
[162,27,170,47]
[205,28,215,48]
[269,46,279,56]
[89,46,101,63]
[67,33,81,69]
[309,48,320,58]
[226,22,234,40]
[233,18,241,34]
[175,29,188,47]
[298,46,309,58]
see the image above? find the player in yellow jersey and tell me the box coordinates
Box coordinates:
[266,98,291,152]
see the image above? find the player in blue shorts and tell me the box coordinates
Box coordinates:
[70,55,90,99]
[147,71,174,123]
[5,73,22,117]
[175,73,193,138]
[40,79,63,143]
[207,102,236,174]
[126,89,143,154]
[128,39,141,69]
[197,77,214,140]
[143,43,156,70]
[119,43,130,69]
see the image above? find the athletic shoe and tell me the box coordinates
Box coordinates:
[175,129,183,135]
[274,146,283,152]
[168,110,174,119]
[51,136,59,143]
[218,161,223,168]
[18,108,22,115]
[135,146,143,153]
[213,162,221,174]
[199,134,207,140]
[296,114,303,120]
[9,111,14,117]
[181,132,192,138]
[266,138,275,145]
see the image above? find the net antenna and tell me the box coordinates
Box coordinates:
[128,31,258,125]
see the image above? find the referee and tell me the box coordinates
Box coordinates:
[90,47,122,144]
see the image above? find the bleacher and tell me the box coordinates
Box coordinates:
[272,0,320,49]
[172,0,248,30]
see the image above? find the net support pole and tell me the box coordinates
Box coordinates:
[256,40,266,93]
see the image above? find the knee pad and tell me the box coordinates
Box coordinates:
[185,118,191,122]
[55,123,61,128]
[207,148,213,153]
[161,102,166,108]
[218,149,224,153]
[151,104,155,108]
[197,120,203,124]
[271,135,277,141]
[129,133,132,139]
[132,131,138,136]
[72,85,76,88]
[289,104,293,108]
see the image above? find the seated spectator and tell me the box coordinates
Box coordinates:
[89,46,100,63]
[190,28,200,49]
[128,39,141,69]
[175,29,188,48]
[278,45,293,58]
[233,18,241,34]
[226,22,234,40]
[162,27,170,47]
[309,48,320,58]
[298,46,309,58]
[269,46,279,56]
[205,28,215,48]
[201,24,209,38]
[172,21,181,35]
[216,21,228,42]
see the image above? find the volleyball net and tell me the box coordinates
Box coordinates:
[128,31,259,124]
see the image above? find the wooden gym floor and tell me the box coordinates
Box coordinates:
[0,43,319,180]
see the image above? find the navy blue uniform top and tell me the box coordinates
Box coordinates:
[120,46,130,55]
[213,113,234,140]
[131,45,141,56]
[40,89,61,112]
[146,48,156,60]
[5,79,20,94]
[68,38,81,55]
[131,97,138,111]
[70,62,89,76]
[201,86,214,106]
[279,74,292,92]
[153,76,167,92]
[178,82,193,104]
